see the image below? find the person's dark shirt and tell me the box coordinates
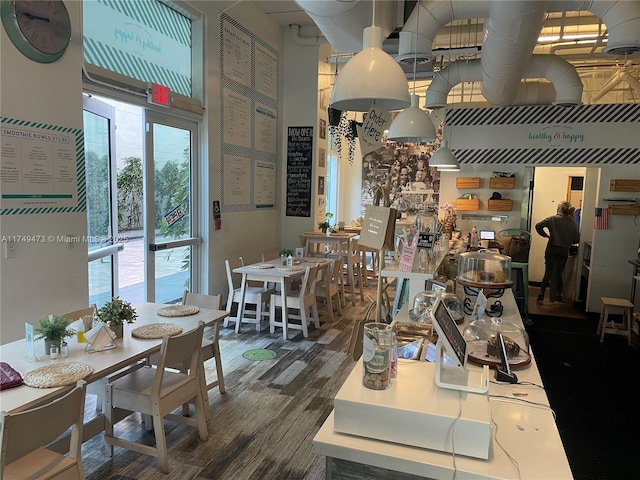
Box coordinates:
[535,214,580,249]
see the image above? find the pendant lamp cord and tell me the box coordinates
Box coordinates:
[412,1,420,95]
[372,0,376,26]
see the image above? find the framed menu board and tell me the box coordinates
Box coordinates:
[286,126,313,217]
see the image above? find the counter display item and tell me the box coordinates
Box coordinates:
[457,249,512,287]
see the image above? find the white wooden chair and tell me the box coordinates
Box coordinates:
[61,304,96,322]
[331,237,365,306]
[182,291,225,396]
[224,258,273,332]
[0,380,87,480]
[269,265,320,339]
[104,322,208,473]
[314,259,342,322]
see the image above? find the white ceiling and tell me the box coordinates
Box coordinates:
[252,1,314,28]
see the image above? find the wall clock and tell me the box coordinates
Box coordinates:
[1,0,72,63]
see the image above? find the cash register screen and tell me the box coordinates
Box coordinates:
[431,298,467,368]
[480,230,495,240]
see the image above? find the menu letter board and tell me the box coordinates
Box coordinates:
[286,126,313,217]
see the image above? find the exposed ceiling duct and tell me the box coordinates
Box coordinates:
[293,0,398,53]
[296,0,640,107]
[426,55,583,108]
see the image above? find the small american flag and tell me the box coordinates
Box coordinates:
[594,207,609,230]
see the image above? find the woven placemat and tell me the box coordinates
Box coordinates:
[249,263,275,269]
[276,266,304,272]
[157,305,199,317]
[24,362,93,388]
[131,323,183,339]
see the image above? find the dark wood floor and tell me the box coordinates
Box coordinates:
[83,284,380,479]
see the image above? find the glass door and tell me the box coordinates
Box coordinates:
[144,111,200,303]
[83,95,119,306]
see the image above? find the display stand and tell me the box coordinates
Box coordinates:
[434,341,489,394]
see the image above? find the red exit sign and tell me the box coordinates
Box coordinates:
[148,83,170,107]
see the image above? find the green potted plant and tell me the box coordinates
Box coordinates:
[318,212,334,234]
[97,297,138,338]
[35,314,75,355]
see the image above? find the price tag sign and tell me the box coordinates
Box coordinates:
[417,233,435,249]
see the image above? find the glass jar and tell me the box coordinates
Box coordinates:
[415,210,438,233]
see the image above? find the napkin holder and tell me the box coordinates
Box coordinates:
[85,321,118,353]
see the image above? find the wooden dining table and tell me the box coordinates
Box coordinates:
[233,257,333,338]
[0,303,228,442]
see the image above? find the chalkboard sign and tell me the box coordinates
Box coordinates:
[286,126,313,217]
[418,233,435,249]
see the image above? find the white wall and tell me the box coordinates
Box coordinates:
[438,164,526,238]
[0,2,87,343]
[199,2,284,295]
[587,165,640,312]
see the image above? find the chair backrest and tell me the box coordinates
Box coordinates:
[300,265,319,298]
[225,258,243,294]
[62,304,97,322]
[0,380,86,468]
[183,291,222,310]
[153,322,204,394]
[316,259,339,292]
[262,251,278,262]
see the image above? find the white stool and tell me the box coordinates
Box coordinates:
[597,297,634,345]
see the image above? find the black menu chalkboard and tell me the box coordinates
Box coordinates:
[286,126,313,217]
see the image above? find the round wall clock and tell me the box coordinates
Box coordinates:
[1,0,72,63]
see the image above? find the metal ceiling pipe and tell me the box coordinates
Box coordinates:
[480,1,549,106]
[426,55,582,108]
[396,0,489,64]
[294,0,397,54]
[559,1,640,55]
[526,54,584,105]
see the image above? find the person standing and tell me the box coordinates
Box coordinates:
[535,201,580,305]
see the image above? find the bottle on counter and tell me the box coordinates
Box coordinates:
[286,254,293,266]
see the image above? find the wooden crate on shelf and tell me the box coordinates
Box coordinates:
[608,204,640,215]
[455,198,481,211]
[610,179,640,192]
[487,199,513,211]
[456,177,481,189]
[489,177,515,189]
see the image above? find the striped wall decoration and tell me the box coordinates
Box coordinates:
[83,0,192,96]
[1,117,84,216]
[446,104,640,165]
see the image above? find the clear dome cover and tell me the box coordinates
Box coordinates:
[457,249,512,286]
[462,316,531,368]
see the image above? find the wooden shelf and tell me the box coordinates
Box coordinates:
[608,204,640,215]
[610,179,640,192]
[487,199,513,211]
[489,177,515,189]
[456,198,481,211]
[456,177,481,189]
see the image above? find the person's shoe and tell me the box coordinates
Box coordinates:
[536,295,544,305]
[553,297,567,305]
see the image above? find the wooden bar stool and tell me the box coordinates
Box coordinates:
[597,297,634,345]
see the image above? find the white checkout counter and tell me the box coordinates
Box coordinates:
[313,289,573,480]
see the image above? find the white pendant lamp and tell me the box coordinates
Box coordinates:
[330,25,411,112]
[429,140,460,170]
[387,93,437,142]
[387,2,436,142]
